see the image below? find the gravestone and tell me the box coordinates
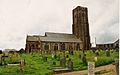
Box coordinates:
[54,54,57,59]
[95,51,99,56]
[92,50,95,53]
[88,62,95,75]
[106,50,110,57]
[43,56,47,62]
[78,54,81,59]
[66,55,69,58]
[82,50,85,53]
[53,61,56,65]
[1,54,8,65]
[57,54,60,61]
[94,57,97,62]
[82,53,87,64]
[60,57,66,67]
[20,59,25,73]
[115,59,119,75]
[68,59,73,71]
[116,48,119,52]
[52,53,54,58]
[69,50,73,55]
[111,50,114,53]
[63,51,66,57]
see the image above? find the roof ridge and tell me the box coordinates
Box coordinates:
[45,32,72,35]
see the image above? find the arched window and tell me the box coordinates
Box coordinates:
[54,43,58,50]
[76,43,80,50]
[69,44,73,50]
[44,43,49,50]
[32,44,35,49]
[29,44,32,52]
[61,43,65,50]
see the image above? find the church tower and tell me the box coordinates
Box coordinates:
[72,6,91,50]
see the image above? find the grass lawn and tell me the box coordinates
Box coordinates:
[0,50,119,75]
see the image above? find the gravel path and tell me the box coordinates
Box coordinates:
[54,64,116,75]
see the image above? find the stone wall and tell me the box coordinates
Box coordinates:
[72,6,90,50]
[25,41,83,53]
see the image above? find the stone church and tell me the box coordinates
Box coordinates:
[25,6,91,53]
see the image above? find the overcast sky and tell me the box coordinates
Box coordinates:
[0,0,119,50]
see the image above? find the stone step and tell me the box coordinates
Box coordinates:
[50,67,71,73]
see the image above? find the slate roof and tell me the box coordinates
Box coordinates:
[27,32,82,43]
[45,32,77,38]
[27,35,39,41]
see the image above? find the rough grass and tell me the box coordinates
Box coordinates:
[0,50,119,75]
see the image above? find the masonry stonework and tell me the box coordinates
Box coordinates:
[25,6,91,53]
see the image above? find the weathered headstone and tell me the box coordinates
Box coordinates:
[57,54,60,61]
[94,57,97,62]
[106,50,110,57]
[54,54,57,59]
[69,50,73,55]
[43,56,47,62]
[52,53,54,58]
[95,51,99,56]
[82,53,87,64]
[20,59,25,73]
[92,50,95,53]
[60,57,66,67]
[71,51,73,55]
[68,59,73,71]
[63,51,66,57]
[1,54,8,65]
[53,61,56,65]
[115,59,119,75]
[82,50,85,54]
[88,62,95,75]
[66,55,69,58]
[78,54,81,59]
[111,50,114,53]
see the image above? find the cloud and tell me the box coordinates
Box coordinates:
[90,0,119,44]
[0,0,118,50]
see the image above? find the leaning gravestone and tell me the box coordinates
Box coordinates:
[88,62,95,75]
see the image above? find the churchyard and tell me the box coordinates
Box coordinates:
[0,49,119,75]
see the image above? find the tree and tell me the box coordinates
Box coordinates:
[19,48,25,53]
[0,50,2,54]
